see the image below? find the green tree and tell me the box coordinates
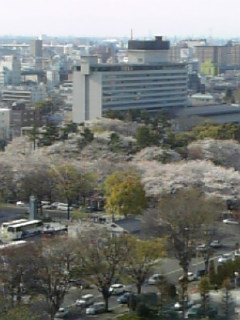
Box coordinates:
[215,258,240,287]
[80,127,94,145]
[39,122,59,146]
[199,276,210,316]
[135,126,154,149]
[103,109,124,120]
[124,236,165,294]
[27,125,40,150]
[104,171,147,219]
[108,132,120,152]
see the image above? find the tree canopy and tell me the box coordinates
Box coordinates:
[104,170,147,218]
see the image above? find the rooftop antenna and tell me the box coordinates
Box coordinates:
[131,29,133,40]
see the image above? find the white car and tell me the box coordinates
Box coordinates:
[16,201,26,207]
[234,250,240,259]
[57,203,73,211]
[222,219,239,225]
[178,272,196,282]
[148,274,163,285]
[109,283,126,295]
[75,294,94,307]
[174,299,194,310]
[86,302,105,315]
[218,253,234,264]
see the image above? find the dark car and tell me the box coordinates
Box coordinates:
[196,269,206,278]
[117,292,137,305]
[117,292,131,304]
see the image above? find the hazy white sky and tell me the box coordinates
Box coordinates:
[1,0,239,38]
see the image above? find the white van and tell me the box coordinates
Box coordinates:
[57,203,73,211]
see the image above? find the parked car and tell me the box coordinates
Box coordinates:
[218,253,234,264]
[235,250,240,259]
[86,302,105,315]
[117,292,133,304]
[222,219,239,225]
[42,204,52,209]
[186,304,202,318]
[196,244,208,252]
[57,203,73,211]
[148,273,163,285]
[174,299,194,311]
[75,294,94,307]
[210,240,222,248]
[109,283,126,295]
[51,202,60,209]
[16,201,26,207]
[55,307,69,318]
[196,269,206,279]
[178,272,196,282]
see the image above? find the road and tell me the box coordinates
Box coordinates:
[0,204,69,223]
[1,205,240,319]
[0,205,27,223]
[60,220,240,319]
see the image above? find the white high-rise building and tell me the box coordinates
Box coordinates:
[72,37,188,123]
[46,70,60,88]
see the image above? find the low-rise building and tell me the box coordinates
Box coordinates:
[1,83,47,104]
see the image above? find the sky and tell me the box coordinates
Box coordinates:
[1,0,240,39]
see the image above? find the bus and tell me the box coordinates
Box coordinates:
[4,220,43,240]
[1,219,28,231]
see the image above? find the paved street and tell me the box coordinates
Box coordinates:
[1,205,240,319]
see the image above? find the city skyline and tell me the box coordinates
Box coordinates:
[1,0,240,39]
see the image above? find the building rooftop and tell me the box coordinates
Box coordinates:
[128,36,170,51]
[177,104,240,117]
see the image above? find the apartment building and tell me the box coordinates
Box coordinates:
[10,102,42,137]
[73,37,188,123]
[1,83,47,104]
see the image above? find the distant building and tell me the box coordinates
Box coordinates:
[30,39,42,58]
[0,108,10,139]
[0,56,21,85]
[73,36,188,123]
[1,83,47,104]
[190,93,215,106]
[10,102,42,137]
[30,39,43,69]
[46,69,60,88]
